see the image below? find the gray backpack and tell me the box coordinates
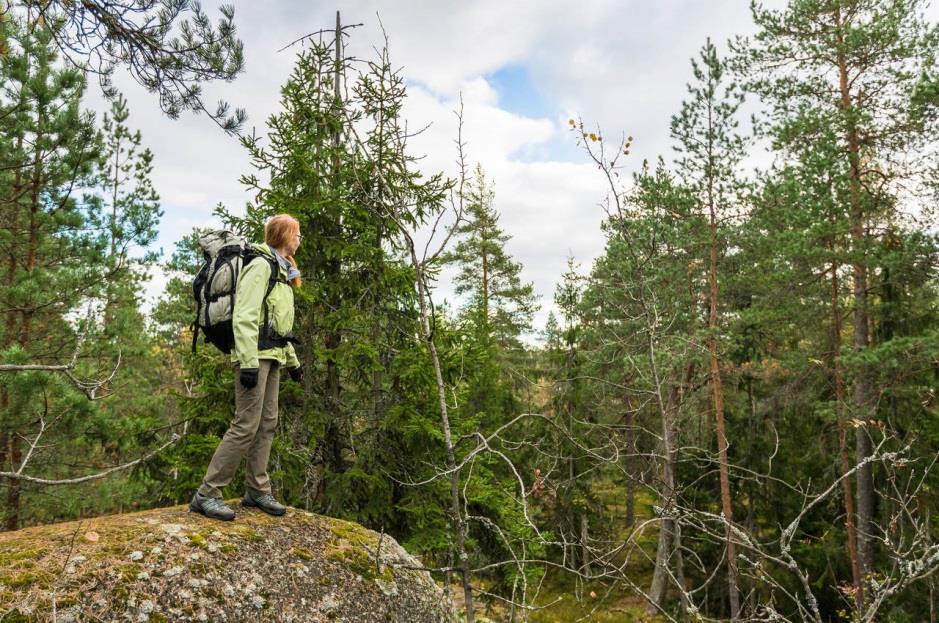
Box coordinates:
[190,230,278,354]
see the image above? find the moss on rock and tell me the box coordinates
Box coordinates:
[0,504,457,622]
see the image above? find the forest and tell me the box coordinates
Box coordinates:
[1,1,938,621]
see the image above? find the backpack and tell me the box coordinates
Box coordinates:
[190,230,280,354]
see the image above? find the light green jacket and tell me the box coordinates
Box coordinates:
[231,243,301,370]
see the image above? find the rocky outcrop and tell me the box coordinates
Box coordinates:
[0,503,457,622]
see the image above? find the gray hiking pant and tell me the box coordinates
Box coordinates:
[199,359,280,498]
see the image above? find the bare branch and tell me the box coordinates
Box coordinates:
[0,434,179,485]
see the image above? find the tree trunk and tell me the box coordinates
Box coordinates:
[318,10,346,499]
[648,516,674,608]
[624,390,636,528]
[104,130,120,332]
[481,247,489,331]
[931,577,936,623]
[707,174,739,620]
[0,133,23,532]
[674,518,690,623]
[412,258,475,623]
[831,259,863,609]
[835,7,875,598]
[580,514,592,575]
[7,125,45,531]
[5,440,21,531]
[5,111,45,531]
[647,363,693,614]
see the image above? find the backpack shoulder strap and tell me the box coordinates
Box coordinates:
[263,256,282,297]
[258,256,283,331]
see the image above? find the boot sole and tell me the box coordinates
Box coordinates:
[189,502,235,521]
[242,498,286,516]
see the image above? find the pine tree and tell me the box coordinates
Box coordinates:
[670,38,747,619]
[0,13,106,529]
[14,0,246,131]
[736,0,939,610]
[442,164,538,448]
[75,92,169,513]
[572,137,701,613]
[78,92,165,419]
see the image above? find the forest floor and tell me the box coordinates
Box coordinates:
[459,578,659,622]
[450,480,669,622]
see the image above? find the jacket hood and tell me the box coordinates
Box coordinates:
[250,242,275,258]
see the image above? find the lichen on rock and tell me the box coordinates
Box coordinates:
[0,503,457,622]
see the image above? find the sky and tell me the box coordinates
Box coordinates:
[79,0,937,339]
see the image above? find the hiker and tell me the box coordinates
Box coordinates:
[190,214,304,521]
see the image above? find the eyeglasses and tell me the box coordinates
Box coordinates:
[296,234,303,241]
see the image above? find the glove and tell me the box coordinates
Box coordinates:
[288,365,304,383]
[239,368,259,389]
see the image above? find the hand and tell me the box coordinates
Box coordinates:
[289,365,304,383]
[239,368,259,389]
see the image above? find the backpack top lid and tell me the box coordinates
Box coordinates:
[198,229,249,257]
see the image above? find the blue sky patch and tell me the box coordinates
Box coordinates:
[486,65,553,120]
[487,65,583,163]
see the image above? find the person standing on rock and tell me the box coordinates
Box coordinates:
[190,214,304,521]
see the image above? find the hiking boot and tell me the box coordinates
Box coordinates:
[189,491,235,521]
[242,489,286,516]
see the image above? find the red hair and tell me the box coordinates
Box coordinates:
[264,214,302,288]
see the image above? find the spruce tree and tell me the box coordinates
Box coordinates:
[229,28,445,516]
[94,93,162,337]
[202,24,475,563]
[445,164,538,348]
[549,256,596,573]
[206,24,540,615]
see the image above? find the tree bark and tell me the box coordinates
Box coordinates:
[674,518,690,623]
[580,514,592,575]
[481,247,489,325]
[707,156,739,619]
[0,134,23,532]
[624,390,636,528]
[648,515,674,608]
[7,117,45,531]
[835,7,875,598]
[104,125,121,332]
[647,363,694,613]
[412,255,475,623]
[831,258,863,609]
